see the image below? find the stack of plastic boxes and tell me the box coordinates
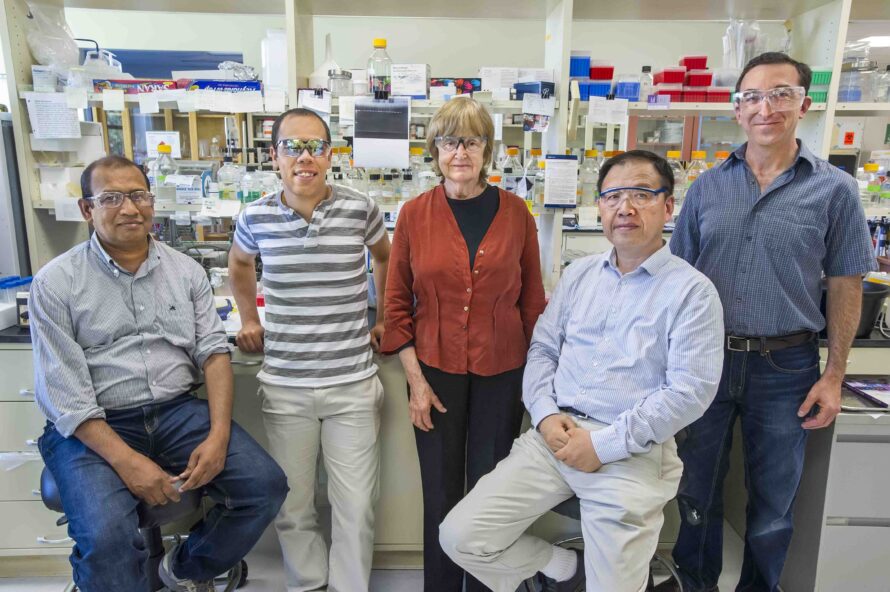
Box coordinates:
[654,66,685,102]
[569,51,614,101]
[683,56,712,102]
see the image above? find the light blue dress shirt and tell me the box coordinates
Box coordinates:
[523,244,725,464]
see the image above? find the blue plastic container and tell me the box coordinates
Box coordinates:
[569,55,591,78]
[614,81,641,101]
[588,81,612,98]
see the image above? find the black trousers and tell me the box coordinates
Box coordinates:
[414,361,526,592]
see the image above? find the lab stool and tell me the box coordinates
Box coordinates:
[521,496,683,592]
[39,466,247,592]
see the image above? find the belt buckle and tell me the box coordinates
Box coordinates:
[726,336,750,352]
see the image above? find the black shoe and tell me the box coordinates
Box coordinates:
[540,549,585,592]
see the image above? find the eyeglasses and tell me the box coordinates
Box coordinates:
[733,86,806,112]
[434,136,487,153]
[596,186,668,209]
[276,138,332,157]
[88,190,156,209]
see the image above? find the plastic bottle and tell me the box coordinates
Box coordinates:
[494,143,508,171]
[863,163,881,207]
[666,150,687,202]
[501,147,524,195]
[418,156,439,193]
[367,173,382,204]
[876,66,890,103]
[347,159,365,194]
[409,146,425,172]
[685,151,708,187]
[880,168,890,213]
[367,38,393,95]
[579,149,600,207]
[533,160,546,206]
[241,166,263,204]
[399,170,416,202]
[217,157,245,201]
[257,170,280,197]
[640,66,654,102]
[381,174,396,205]
[713,150,730,168]
[154,144,178,205]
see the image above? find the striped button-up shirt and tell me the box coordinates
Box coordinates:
[30,234,232,438]
[524,245,724,465]
[671,141,877,336]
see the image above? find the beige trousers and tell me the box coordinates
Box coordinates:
[260,375,384,592]
[440,417,682,592]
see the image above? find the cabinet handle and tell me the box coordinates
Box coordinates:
[230,360,261,366]
[37,535,73,545]
[31,489,41,497]
[826,517,890,527]
[19,389,35,397]
[25,439,38,447]
[837,435,890,444]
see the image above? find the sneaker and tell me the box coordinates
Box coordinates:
[541,548,585,592]
[157,544,216,592]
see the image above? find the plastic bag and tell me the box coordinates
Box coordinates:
[218,61,259,81]
[24,2,79,73]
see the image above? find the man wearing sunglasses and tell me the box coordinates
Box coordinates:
[440,151,724,591]
[663,53,877,592]
[228,108,391,592]
[29,156,287,592]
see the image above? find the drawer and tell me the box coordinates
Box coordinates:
[817,525,890,592]
[0,349,35,401]
[0,458,44,501]
[0,402,47,452]
[825,438,890,520]
[0,500,71,550]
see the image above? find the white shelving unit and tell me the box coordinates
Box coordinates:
[0,0,875,281]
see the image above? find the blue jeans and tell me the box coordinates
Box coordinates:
[38,394,288,592]
[671,341,820,592]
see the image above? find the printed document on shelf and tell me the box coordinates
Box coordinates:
[24,92,81,139]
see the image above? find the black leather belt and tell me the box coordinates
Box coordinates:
[725,331,817,353]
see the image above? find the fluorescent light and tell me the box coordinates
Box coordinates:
[858,36,890,48]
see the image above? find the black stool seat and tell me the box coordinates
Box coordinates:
[40,466,202,528]
[552,495,581,521]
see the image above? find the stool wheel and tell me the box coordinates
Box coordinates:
[237,559,248,588]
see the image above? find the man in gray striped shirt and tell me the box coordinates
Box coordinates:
[31,156,287,592]
[229,108,391,592]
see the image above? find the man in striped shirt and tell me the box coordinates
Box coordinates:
[439,151,724,592]
[229,108,390,592]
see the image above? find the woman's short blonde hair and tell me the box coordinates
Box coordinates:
[426,98,495,185]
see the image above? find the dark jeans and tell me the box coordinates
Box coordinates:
[38,394,288,592]
[672,341,820,592]
[414,362,525,592]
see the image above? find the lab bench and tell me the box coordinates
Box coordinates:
[1,324,889,575]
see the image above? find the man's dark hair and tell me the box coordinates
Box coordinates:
[80,155,150,199]
[597,150,675,196]
[271,108,332,145]
[735,52,812,94]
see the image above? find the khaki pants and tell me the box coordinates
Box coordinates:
[260,375,384,592]
[440,418,682,592]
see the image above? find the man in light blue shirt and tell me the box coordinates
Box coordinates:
[439,151,724,592]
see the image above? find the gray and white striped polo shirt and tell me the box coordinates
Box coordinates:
[234,184,386,387]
